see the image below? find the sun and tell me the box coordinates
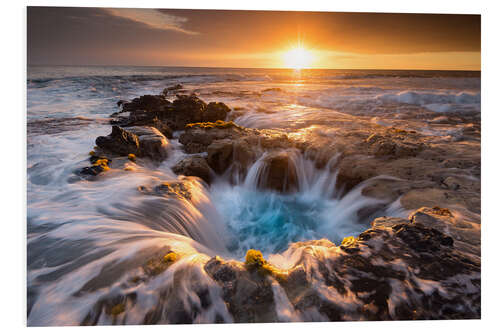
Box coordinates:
[282,46,314,69]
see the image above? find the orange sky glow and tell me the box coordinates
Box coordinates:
[28,8,481,70]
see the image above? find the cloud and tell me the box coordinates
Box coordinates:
[105,8,198,35]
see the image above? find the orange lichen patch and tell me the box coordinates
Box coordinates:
[341,236,357,248]
[389,127,409,135]
[92,158,110,171]
[163,252,178,263]
[432,206,453,217]
[186,120,241,130]
[110,303,125,316]
[143,251,180,276]
[128,153,136,162]
[89,150,96,156]
[124,166,134,172]
[154,181,192,200]
[245,249,266,268]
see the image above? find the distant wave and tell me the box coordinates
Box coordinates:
[27,73,273,86]
[375,90,481,112]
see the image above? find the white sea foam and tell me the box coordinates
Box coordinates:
[375,90,481,112]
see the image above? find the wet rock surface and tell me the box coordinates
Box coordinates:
[172,156,212,184]
[257,152,299,192]
[111,94,230,136]
[96,125,169,161]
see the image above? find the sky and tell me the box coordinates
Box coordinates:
[27,7,481,70]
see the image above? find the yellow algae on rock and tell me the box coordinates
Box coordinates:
[92,158,110,171]
[341,236,356,247]
[186,120,241,130]
[244,249,287,281]
[431,206,453,217]
[110,303,125,316]
[245,249,265,269]
[163,252,178,263]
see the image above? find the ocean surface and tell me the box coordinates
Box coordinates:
[27,66,481,325]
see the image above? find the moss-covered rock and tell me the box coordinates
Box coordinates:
[186,120,241,130]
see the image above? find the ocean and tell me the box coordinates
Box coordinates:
[27,66,481,325]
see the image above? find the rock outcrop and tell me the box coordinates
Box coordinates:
[95,126,169,161]
[111,94,231,139]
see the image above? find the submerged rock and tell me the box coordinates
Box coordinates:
[138,178,196,200]
[172,156,212,184]
[257,151,299,193]
[78,155,112,177]
[161,84,183,96]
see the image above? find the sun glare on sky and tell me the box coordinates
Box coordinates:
[282,46,314,69]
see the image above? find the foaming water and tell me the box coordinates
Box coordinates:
[211,152,387,258]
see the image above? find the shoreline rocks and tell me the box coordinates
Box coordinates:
[96,125,169,161]
[73,90,481,323]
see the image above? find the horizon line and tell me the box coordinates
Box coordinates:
[27,64,481,72]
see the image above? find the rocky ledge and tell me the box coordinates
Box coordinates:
[76,90,480,323]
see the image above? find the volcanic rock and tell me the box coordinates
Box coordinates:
[203,102,230,122]
[161,84,183,96]
[95,126,169,161]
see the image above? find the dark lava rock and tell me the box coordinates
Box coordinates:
[117,94,230,132]
[204,256,278,323]
[96,125,140,156]
[172,156,212,184]
[95,126,169,161]
[79,165,106,177]
[170,94,207,127]
[122,94,170,113]
[117,100,128,107]
[161,84,183,96]
[207,139,233,174]
[203,102,230,122]
[77,155,112,178]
